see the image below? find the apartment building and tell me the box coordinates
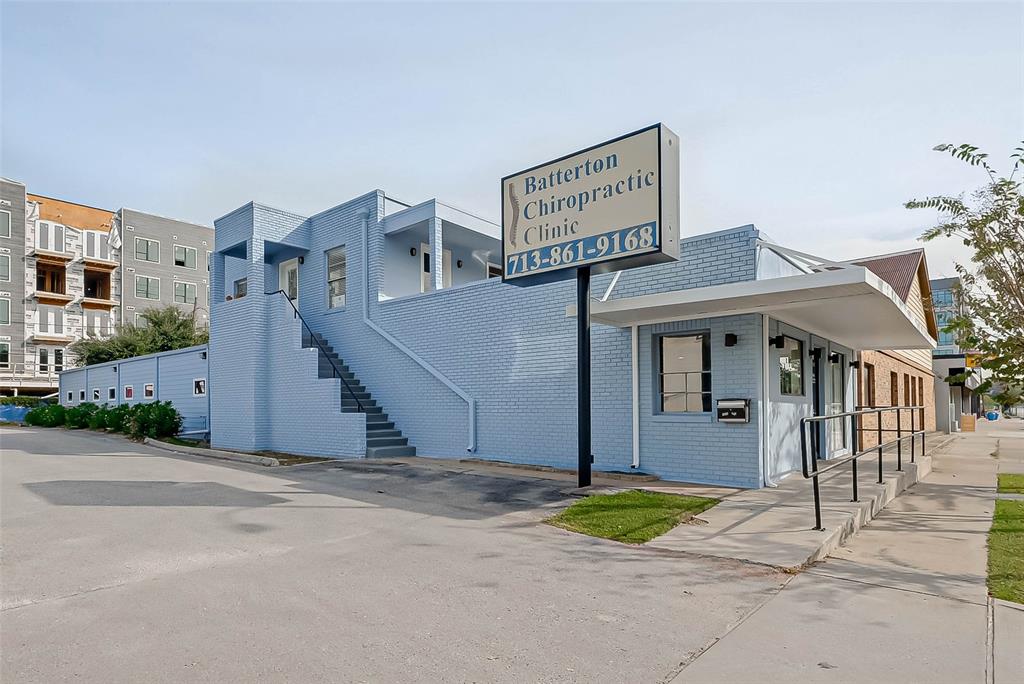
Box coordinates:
[114,209,213,329]
[0,179,213,396]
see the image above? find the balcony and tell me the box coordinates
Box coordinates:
[29,322,76,344]
[29,246,73,264]
[33,263,71,306]
[82,268,116,310]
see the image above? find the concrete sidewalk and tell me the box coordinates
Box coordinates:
[675,419,1023,683]
[645,433,953,569]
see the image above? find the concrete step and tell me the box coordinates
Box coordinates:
[366,436,409,448]
[340,390,372,400]
[366,445,416,458]
[365,418,395,430]
[365,427,401,437]
[342,405,384,415]
[342,397,376,408]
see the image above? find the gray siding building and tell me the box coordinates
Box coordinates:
[0,179,28,385]
[116,209,214,329]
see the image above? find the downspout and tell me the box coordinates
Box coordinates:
[631,324,640,468]
[357,208,477,452]
[761,313,777,487]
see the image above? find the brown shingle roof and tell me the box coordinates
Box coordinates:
[851,249,925,302]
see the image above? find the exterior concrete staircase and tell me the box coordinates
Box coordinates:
[303,331,416,458]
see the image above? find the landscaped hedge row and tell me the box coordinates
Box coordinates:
[0,396,45,407]
[25,401,183,440]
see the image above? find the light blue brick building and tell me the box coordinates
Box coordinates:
[59,344,209,435]
[197,190,934,488]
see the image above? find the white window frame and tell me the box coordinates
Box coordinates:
[174,280,197,304]
[0,209,10,238]
[0,298,8,326]
[108,387,116,401]
[0,254,10,282]
[84,230,111,261]
[233,278,247,299]
[79,389,85,401]
[135,274,160,301]
[0,341,9,369]
[38,348,49,375]
[92,388,100,401]
[134,236,160,263]
[66,390,73,403]
[173,244,197,269]
[36,221,66,253]
[144,383,155,398]
[54,348,64,373]
[193,377,207,396]
[326,245,346,309]
[124,385,134,400]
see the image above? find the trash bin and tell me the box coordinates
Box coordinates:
[986,411,1000,421]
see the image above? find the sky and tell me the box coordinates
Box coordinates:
[2,1,1022,277]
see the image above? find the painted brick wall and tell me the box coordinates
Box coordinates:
[58,346,208,429]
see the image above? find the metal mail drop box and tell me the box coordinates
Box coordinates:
[716,398,750,423]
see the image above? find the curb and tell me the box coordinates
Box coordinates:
[459,458,659,482]
[144,438,279,467]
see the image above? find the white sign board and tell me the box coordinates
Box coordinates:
[502,123,679,282]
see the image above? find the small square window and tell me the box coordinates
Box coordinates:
[193,378,207,396]
[79,390,85,401]
[124,385,134,400]
[92,388,100,401]
[108,387,116,400]
[144,383,154,398]
[67,391,73,402]
[233,278,247,299]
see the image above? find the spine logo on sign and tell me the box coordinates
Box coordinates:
[507,182,520,248]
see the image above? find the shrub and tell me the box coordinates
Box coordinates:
[0,396,43,407]
[104,404,133,433]
[126,401,182,440]
[24,404,66,427]
[87,406,111,430]
[64,402,101,429]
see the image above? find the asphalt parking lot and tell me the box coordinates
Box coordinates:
[1,427,786,683]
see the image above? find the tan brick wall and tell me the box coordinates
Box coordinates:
[857,350,937,450]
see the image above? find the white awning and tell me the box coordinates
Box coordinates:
[578,266,936,350]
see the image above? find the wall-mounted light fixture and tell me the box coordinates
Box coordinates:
[724,333,738,347]
[849,360,860,369]
[201,351,208,360]
[828,351,841,363]
[456,260,463,269]
[410,247,417,257]
[770,334,786,348]
[298,256,304,265]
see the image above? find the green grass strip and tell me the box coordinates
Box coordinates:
[547,490,718,544]
[997,473,1024,495]
[989,499,1024,604]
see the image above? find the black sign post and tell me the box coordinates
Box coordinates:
[576,265,592,487]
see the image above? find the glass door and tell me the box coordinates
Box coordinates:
[828,352,847,454]
[279,258,299,302]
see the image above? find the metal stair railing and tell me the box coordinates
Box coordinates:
[799,405,926,530]
[265,290,364,413]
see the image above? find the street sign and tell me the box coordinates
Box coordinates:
[501,123,680,284]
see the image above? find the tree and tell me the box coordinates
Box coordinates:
[70,306,209,366]
[907,142,1024,387]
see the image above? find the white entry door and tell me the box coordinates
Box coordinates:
[420,243,452,293]
[279,258,299,302]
